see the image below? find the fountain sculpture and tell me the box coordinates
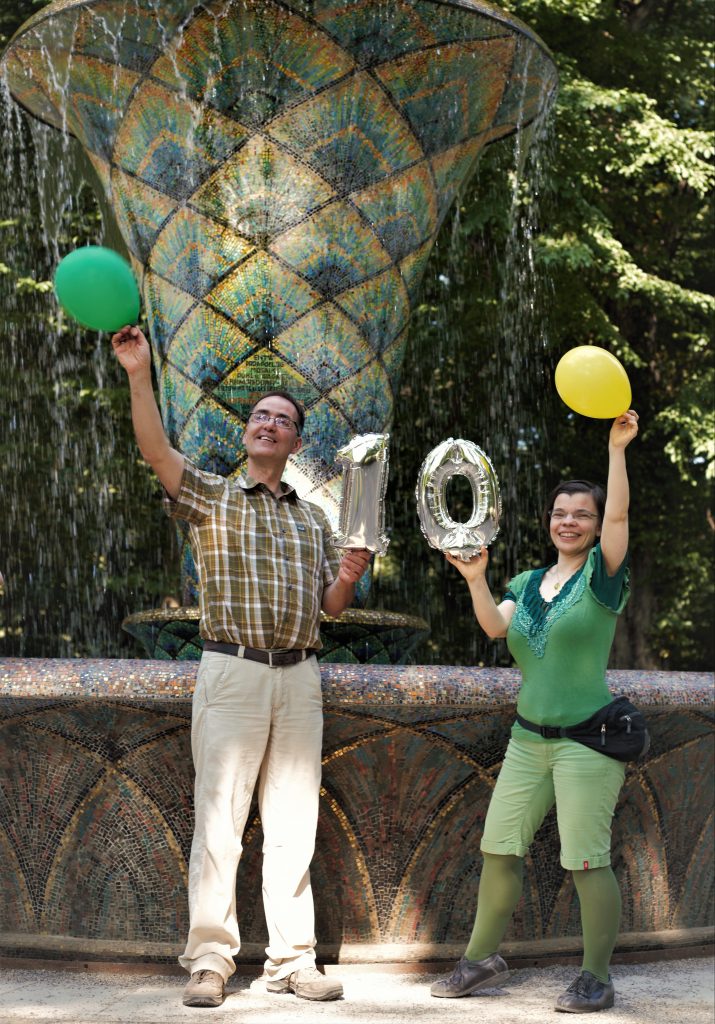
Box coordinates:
[3,0,556,660]
[1,0,712,970]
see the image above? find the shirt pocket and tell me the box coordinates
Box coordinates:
[294,516,325,578]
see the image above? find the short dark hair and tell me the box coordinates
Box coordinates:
[249,390,305,434]
[542,479,606,532]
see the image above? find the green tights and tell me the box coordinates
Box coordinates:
[464,853,621,983]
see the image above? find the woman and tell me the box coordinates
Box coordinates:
[431,410,639,1014]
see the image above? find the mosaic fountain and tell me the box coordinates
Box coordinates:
[1,0,712,968]
[2,0,555,663]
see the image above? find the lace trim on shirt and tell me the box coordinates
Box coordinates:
[510,566,587,658]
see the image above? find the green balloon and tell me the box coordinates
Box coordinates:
[54,246,141,332]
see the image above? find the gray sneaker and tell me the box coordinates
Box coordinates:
[266,966,343,1001]
[430,953,509,998]
[182,969,225,1007]
[555,971,615,1013]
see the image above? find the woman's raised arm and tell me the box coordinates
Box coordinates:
[600,409,639,575]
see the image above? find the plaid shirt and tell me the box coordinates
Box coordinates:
[165,459,341,650]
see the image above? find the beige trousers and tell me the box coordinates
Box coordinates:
[178,650,324,982]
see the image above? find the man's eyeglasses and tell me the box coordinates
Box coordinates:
[249,410,299,432]
[550,510,599,522]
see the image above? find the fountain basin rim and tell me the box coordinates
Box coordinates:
[0,658,712,708]
[122,606,429,630]
[3,0,558,70]
[0,926,712,968]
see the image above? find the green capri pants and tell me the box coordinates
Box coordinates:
[481,731,626,871]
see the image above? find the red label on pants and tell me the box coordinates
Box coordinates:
[583,860,590,870]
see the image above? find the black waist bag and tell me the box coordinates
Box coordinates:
[516,696,650,763]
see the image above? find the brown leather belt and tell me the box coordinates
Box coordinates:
[203,639,315,668]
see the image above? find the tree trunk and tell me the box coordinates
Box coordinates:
[617,0,674,33]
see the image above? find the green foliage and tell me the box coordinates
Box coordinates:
[372,0,714,669]
[0,0,49,47]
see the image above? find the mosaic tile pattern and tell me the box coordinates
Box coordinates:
[0,659,711,956]
[3,0,557,601]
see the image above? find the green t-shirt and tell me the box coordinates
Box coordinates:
[504,545,629,738]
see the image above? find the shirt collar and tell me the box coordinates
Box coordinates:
[238,472,297,498]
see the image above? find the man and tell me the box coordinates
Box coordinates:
[112,325,371,1008]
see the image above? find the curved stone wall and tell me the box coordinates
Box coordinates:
[0,659,712,963]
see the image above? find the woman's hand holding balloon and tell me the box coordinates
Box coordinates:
[446,547,513,638]
[609,409,639,450]
[445,547,489,582]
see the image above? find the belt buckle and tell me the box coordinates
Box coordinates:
[540,725,562,739]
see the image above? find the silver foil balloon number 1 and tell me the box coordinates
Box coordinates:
[334,434,390,555]
[416,439,501,560]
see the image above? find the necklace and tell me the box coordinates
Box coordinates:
[552,566,566,591]
[552,557,588,591]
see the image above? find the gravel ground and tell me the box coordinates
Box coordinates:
[0,959,712,1024]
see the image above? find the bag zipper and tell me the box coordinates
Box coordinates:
[601,723,606,746]
[619,714,633,734]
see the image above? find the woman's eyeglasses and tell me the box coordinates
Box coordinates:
[549,510,599,522]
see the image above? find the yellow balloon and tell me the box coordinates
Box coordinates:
[555,346,632,419]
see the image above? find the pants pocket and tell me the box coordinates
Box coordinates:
[195,651,232,707]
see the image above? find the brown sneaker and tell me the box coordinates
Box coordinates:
[267,966,343,1001]
[182,969,225,1007]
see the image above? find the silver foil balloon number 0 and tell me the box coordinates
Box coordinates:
[416,438,501,560]
[334,433,390,555]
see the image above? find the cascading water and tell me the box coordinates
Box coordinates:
[0,78,179,658]
[489,105,556,575]
[370,107,556,666]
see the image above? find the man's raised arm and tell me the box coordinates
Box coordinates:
[111,326,185,501]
